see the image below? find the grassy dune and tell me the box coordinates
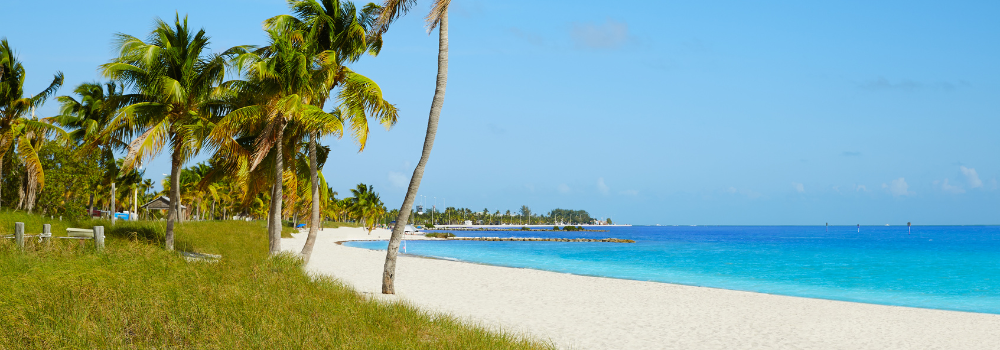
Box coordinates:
[0,211,551,349]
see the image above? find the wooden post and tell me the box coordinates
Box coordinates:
[111,183,117,226]
[94,226,105,252]
[14,222,24,250]
[42,224,51,246]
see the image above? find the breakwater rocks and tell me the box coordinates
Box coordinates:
[433,228,609,232]
[449,237,635,243]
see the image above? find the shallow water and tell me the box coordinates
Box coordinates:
[346,225,1000,314]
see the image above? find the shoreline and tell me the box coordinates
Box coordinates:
[285,227,1000,349]
[338,239,996,316]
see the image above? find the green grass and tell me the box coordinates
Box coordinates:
[0,211,552,349]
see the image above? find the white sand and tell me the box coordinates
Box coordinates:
[283,227,1000,349]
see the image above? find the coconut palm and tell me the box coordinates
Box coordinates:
[343,183,384,233]
[266,0,396,262]
[374,0,451,294]
[54,81,135,214]
[100,15,232,250]
[0,38,65,211]
[54,82,133,149]
[212,24,348,255]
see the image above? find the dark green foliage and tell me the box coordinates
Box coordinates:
[424,232,454,238]
[563,226,582,231]
[521,226,530,231]
[550,208,593,224]
[32,142,103,220]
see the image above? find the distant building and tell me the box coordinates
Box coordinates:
[416,205,424,214]
[141,196,187,219]
[464,220,472,226]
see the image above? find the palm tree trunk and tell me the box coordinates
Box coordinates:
[300,131,321,263]
[164,145,183,251]
[382,10,449,295]
[0,154,4,210]
[268,122,286,255]
[16,166,26,210]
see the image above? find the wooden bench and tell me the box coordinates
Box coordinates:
[59,227,105,251]
[64,228,95,238]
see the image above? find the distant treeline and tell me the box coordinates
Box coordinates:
[405,206,603,226]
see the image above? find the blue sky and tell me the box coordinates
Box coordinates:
[3,0,998,224]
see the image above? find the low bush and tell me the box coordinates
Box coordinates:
[425,232,455,238]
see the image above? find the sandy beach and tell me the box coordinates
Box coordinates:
[283,227,1000,350]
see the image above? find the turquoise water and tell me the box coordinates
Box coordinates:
[345,226,1000,314]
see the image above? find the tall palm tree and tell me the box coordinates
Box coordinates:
[266,0,396,263]
[374,0,451,294]
[0,38,64,211]
[213,24,347,255]
[54,81,133,214]
[100,15,230,250]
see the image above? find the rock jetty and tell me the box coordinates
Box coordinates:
[448,237,635,243]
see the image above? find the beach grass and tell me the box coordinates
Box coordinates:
[0,211,551,349]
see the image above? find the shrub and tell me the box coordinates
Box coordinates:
[425,232,454,238]
[553,226,559,230]
[424,224,435,229]
[521,227,530,231]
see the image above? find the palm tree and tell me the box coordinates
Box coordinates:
[100,15,231,250]
[212,23,350,255]
[54,81,133,215]
[0,38,64,211]
[374,0,451,294]
[266,0,396,263]
[343,183,385,233]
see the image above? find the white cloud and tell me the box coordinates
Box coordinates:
[884,178,911,196]
[791,182,805,193]
[941,178,965,194]
[388,172,408,188]
[855,184,868,192]
[960,166,983,188]
[597,177,610,195]
[571,19,631,50]
[725,187,762,199]
[558,184,571,194]
[618,190,639,196]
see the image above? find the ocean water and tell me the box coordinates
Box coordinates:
[345,225,1000,314]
